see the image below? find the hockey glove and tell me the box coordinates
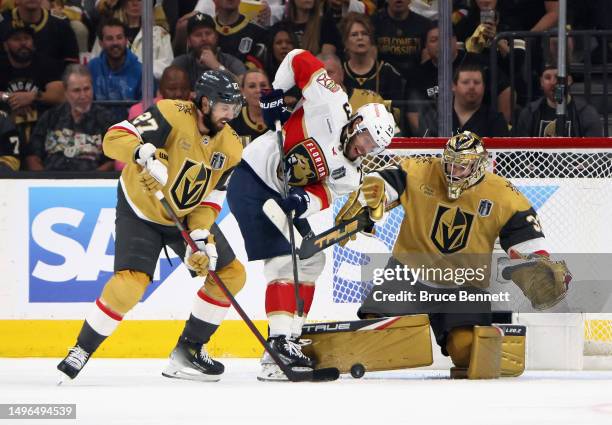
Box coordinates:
[260,89,288,129]
[503,254,572,310]
[334,176,386,247]
[334,191,374,247]
[134,142,158,166]
[185,229,218,277]
[138,157,168,194]
[277,187,310,218]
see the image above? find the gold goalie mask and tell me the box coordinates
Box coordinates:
[442,131,488,200]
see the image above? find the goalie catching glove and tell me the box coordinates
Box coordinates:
[335,175,386,247]
[500,253,572,310]
[135,143,168,195]
[185,229,218,277]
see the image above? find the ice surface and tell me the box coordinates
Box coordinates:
[1,358,612,425]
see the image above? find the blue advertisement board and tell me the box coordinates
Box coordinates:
[28,187,180,302]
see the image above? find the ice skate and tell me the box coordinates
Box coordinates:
[257,336,315,381]
[162,338,224,382]
[57,345,91,381]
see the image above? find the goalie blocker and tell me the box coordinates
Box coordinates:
[301,316,526,379]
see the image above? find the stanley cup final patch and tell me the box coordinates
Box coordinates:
[478,199,493,217]
[211,152,227,170]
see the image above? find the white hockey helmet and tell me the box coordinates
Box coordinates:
[348,103,396,155]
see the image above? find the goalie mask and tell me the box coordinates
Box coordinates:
[441,131,488,200]
[343,103,395,160]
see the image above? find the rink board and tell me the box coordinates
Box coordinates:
[0,179,350,357]
[1,178,608,357]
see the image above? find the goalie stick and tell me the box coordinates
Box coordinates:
[263,200,399,260]
[155,190,339,382]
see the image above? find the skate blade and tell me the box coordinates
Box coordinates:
[57,371,71,386]
[161,365,221,382]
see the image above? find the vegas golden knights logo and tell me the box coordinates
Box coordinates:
[171,159,212,210]
[430,205,474,254]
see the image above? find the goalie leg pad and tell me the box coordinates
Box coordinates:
[100,270,150,315]
[498,324,526,377]
[301,315,433,373]
[465,326,503,379]
[446,326,473,368]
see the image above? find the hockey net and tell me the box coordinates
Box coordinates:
[330,137,612,357]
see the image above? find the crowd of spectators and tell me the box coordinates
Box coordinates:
[0,0,608,172]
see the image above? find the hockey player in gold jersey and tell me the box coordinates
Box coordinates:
[58,70,246,382]
[336,131,571,378]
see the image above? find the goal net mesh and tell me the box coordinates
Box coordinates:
[330,138,612,356]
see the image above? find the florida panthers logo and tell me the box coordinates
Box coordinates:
[285,138,329,186]
[288,153,315,185]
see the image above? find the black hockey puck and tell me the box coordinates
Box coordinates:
[350,363,365,379]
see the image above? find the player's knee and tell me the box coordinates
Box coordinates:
[100,270,150,315]
[263,252,325,283]
[299,251,325,282]
[446,326,474,368]
[204,258,246,301]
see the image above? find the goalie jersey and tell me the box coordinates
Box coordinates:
[103,99,243,230]
[375,157,547,287]
[241,49,362,216]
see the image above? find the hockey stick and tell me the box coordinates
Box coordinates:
[274,120,305,318]
[262,198,303,251]
[263,199,365,260]
[154,191,339,382]
[297,200,400,260]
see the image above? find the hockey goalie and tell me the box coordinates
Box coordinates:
[308,131,572,379]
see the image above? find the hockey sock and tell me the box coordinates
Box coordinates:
[290,283,315,338]
[266,280,295,337]
[77,298,123,353]
[180,288,229,344]
[266,281,316,337]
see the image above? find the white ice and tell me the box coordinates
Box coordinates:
[1,358,612,425]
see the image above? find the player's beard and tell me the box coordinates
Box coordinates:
[197,109,220,137]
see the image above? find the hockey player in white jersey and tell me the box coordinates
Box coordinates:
[226,49,396,380]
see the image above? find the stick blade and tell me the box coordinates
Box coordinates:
[287,367,340,382]
[312,367,340,381]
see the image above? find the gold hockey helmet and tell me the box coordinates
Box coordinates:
[441,131,488,200]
